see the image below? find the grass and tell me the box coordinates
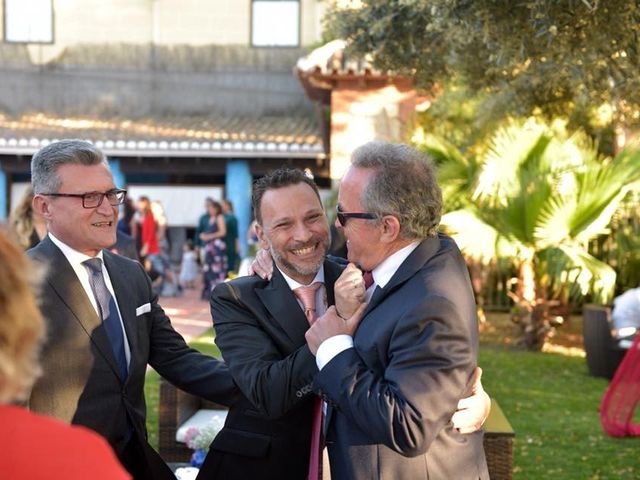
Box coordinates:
[480,313,639,479]
[145,316,639,479]
[144,329,220,449]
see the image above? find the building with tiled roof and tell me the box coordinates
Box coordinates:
[0,0,331,257]
[295,39,432,180]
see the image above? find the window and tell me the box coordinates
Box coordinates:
[251,0,299,47]
[4,0,53,43]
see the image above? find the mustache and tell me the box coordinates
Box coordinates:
[288,238,323,250]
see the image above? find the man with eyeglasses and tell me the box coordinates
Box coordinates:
[196,167,490,480]
[27,139,239,480]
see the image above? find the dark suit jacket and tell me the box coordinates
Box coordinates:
[315,235,490,480]
[197,258,344,480]
[27,236,238,479]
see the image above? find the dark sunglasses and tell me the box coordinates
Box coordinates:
[336,206,377,226]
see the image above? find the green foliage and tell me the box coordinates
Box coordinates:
[424,118,640,307]
[326,1,640,129]
[590,191,640,295]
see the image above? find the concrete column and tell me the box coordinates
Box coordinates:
[225,160,252,258]
[0,166,6,221]
[108,158,127,189]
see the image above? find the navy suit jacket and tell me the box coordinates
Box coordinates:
[315,235,490,480]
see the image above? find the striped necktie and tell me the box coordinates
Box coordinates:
[83,258,128,380]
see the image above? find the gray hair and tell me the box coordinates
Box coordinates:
[31,139,107,194]
[351,141,442,239]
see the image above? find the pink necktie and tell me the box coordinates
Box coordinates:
[294,282,322,326]
[294,282,324,480]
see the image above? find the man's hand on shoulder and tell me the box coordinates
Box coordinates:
[249,247,273,280]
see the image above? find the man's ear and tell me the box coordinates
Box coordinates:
[254,223,270,249]
[32,194,51,221]
[379,215,401,243]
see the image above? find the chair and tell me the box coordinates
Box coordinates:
[483,399,515,480]
[158,378,226,462]
[583,304,626,379]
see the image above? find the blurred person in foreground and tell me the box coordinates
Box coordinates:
[27,139,238,480]
[8,185,47,249]
[0,230,130,480]
[197,168,489,480]
[305,142,489,479]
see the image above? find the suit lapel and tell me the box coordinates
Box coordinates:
[255,258,345,348]
[323,258,344,307]
[255,266,310,347]
[363,237,441,316]
[36,238,123,380]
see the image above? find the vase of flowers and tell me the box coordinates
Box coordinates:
[183,417,225,468]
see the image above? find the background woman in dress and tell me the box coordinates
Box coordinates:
[199,199,227,299]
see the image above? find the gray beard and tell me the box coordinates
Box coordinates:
[270,244,326,281]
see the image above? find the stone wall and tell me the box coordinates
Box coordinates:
[0,44,312,117]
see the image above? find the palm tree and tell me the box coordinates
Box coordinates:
[417,119,640,350]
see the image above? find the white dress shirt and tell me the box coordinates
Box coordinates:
[278,266,328,318]
[316,241,420,370]
[49,233,132,365]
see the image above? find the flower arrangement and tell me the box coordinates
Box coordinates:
[183,416,225,467]
[184,416,225,452]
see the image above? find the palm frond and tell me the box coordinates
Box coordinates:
[556,243,617,304]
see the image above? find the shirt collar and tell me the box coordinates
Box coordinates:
[371,241,420,289]
[278,265,325,291]
[48,232,104,267]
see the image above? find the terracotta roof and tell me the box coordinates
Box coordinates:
[296,39,384,78]
[295,40,414,105]
[0,113,325,158]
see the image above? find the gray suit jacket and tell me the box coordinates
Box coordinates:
[27,236,237,476]
[315,235,490,480]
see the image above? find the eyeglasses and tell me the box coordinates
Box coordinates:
[336,206,377,226]
[41,189,127,209]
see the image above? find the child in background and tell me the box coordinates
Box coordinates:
[179,239,198,289]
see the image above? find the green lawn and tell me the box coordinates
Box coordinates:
[144,330,220,449]
[146,318,639,479]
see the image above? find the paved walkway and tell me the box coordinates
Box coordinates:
[159,282,212,342]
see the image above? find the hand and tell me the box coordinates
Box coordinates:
[451,367,491,434]
[305,303,367,355]
[249,248,273,280]
[334,263,366,319]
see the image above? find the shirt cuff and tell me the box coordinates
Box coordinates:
[316,335,353,370]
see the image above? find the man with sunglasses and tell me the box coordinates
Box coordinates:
[27,139,238,480]
[305,141,490,479]
[197,167,490,480]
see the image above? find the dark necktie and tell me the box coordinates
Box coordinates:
[83,257,128,380]
[363,270,374,289]
[293,282,324,480]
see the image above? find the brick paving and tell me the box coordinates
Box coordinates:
[159,281,212,343]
